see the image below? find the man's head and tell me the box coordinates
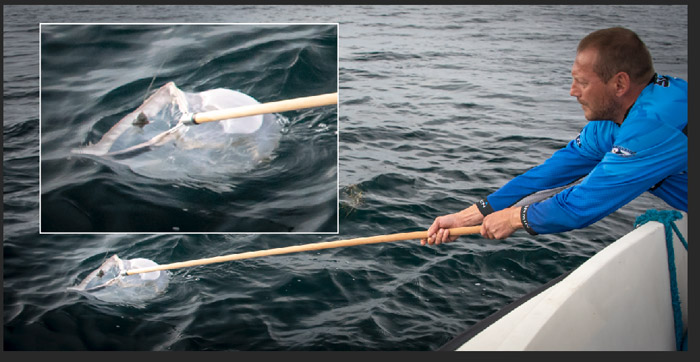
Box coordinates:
[570,27,655,123]
[577,27,655,85]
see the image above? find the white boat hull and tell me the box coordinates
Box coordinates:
[444,212,688,351]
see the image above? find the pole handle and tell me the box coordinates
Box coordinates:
[189,92,338,124]
[126,226,480,275]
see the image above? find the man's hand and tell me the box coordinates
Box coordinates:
[481,206,523,239]
[422,204,484,245]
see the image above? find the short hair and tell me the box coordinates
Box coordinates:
[577,27,655,85]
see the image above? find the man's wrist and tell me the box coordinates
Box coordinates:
[510,207,523,230]
[457,204,484,226]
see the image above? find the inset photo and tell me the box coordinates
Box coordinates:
[40,23,339,233]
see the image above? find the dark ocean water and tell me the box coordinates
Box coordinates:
[4,5,688,351]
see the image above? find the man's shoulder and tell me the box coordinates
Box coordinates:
[647,74,688,99]
[630,74,687,131]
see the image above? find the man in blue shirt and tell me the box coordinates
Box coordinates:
[422,27,687,244]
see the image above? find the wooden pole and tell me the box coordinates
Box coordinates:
[125,226,481,275]
[190,92,338,124]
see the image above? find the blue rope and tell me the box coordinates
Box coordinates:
[634,209,688,351]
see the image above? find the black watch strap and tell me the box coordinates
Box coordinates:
[476,198,495,216]
[520,205,538,235]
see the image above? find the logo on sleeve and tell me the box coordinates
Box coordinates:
[611,145,636,157]
[575,134,582,147]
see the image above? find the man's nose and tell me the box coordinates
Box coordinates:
[569,83,579,97]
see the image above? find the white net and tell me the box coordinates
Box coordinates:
[68,254,170,305]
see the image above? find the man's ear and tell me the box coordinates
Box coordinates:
[612,71,631,97]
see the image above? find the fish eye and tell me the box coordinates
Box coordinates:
[133,112,150,127]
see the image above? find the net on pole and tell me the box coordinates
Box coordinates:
[68,255,170,305]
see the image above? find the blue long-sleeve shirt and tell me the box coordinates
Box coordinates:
[476,74,687,235]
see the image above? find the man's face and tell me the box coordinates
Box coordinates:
[570,48,621,121]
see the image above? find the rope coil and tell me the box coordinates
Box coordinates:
[634,209,687,351]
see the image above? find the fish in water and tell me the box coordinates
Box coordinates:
[71,82,285,182]
[132,112,150,128]
[67,255,170,306]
